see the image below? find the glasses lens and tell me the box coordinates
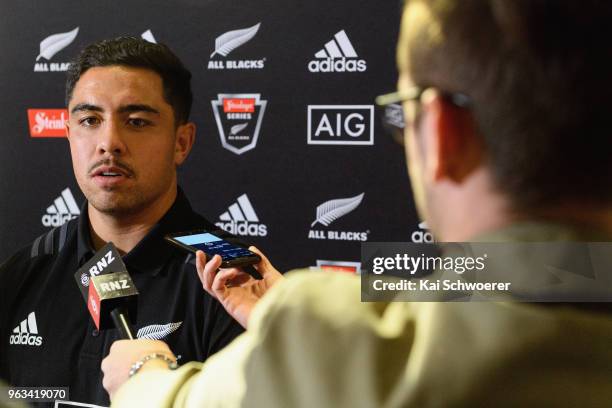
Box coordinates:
[380,103,405,145]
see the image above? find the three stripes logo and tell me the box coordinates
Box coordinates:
[215,194,268,237]
[42,188,80,227]
[9,312,43,346]
[308,30,367,73]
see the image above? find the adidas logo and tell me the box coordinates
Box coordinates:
[141,29,156,43]
[9,312,43,346]
[411,221,434,243]
[215,194,268,237]
[42,188,80,227]
[308,30,367,73]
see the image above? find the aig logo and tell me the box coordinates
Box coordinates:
[307,105,374,145]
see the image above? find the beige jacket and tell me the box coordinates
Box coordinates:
[113,223,612,407]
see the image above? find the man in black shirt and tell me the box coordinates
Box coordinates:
[0,37,244,407]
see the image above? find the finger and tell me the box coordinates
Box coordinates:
[249,246,276,276]
[229,271,252,286]
[109,339,128,353]
[101,355,109,374]
[198,252,222,294]
[195,250,207,282]
[212,268,243,294]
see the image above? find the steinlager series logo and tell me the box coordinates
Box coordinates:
[211,94,267,155]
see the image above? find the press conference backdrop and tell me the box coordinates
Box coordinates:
[0,0,427,273]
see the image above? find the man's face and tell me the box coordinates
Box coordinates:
[397,2,435,223]
[398,74,430,223]
[66,66,183,216]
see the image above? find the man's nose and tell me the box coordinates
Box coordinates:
[96,120,126,155]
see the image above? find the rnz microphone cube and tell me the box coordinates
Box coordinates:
[87,271,138,331]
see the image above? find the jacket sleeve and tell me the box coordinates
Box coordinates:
[112,271,416,408]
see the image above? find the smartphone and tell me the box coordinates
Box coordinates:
[165,230,261,268]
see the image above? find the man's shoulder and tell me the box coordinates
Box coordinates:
[0,218,78,275]
[250,270,366,328]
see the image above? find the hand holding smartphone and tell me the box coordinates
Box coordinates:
[165,230,261,268]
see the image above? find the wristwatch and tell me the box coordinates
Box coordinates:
[128,353,178,377]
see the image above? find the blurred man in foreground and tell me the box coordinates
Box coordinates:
[103,1,612,406]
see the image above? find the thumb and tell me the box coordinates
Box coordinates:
[249,246,276,276]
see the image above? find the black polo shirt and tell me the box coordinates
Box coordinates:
[0,189,245,407]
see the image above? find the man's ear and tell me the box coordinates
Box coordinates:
[65,118,71,139]
[174,122,196,165]
[422,91,484,183]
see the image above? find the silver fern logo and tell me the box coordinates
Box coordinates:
[137,322,183,340]
[230,123,249,137]
[311,193,364,227]
[34,27,79,72]
[208,23,266,70]
[308,193,369,241]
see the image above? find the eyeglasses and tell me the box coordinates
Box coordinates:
[375,87,471,145]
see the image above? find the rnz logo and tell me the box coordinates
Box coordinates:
[412,221,434,243]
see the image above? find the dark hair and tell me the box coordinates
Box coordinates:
[401,0,612,210]
[66,36,192,124]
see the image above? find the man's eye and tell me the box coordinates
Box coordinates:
[79,117,100,127]
[128,118,151,128]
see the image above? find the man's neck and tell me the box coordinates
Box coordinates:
[88,188,178,255]
[431,168,612,241]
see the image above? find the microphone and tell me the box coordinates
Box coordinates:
[87,271,138,339]
[75,243,139,339]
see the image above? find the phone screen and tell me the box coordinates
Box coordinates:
[173,232,255,261]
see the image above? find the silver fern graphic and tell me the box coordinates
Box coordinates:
[210,23,261,58]
[36,27,79,61]
[137,322,182,340]
[311,193,365,227]
[230,122,249,135]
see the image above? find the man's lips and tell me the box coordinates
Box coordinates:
[89,165,132,178]
[89,165,134,187]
